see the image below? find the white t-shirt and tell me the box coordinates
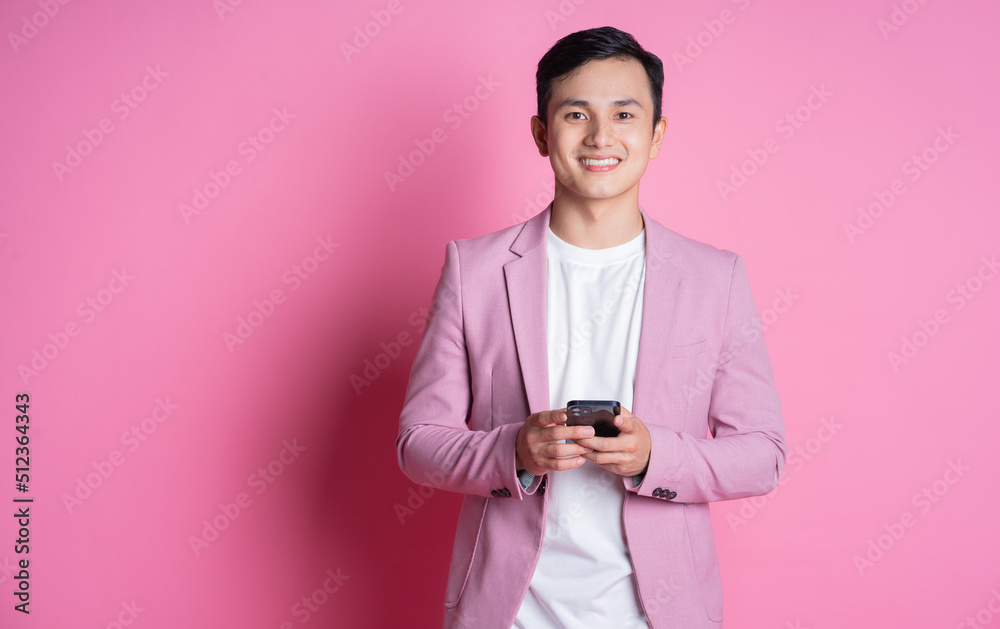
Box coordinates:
[513,227,649,628]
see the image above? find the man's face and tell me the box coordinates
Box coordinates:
[531,56,666,207]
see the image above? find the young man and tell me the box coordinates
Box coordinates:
[397,26,785,629]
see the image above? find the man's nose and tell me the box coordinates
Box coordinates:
[585,117,614,147]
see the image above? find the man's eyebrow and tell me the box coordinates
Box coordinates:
[555,98,644,109]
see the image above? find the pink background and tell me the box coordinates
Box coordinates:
[2,0,998,627]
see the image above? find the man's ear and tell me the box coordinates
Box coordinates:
[530,115,549,157]
[648,116,667,159]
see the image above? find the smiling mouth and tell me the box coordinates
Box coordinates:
[578,157,621,167]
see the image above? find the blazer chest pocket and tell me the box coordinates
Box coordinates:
[670,339,707,359]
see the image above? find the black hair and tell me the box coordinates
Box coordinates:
[535,26,664,132]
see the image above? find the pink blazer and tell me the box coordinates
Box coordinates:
[397,206,786,628]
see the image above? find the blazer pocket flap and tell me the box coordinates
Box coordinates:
[670,339,707,359]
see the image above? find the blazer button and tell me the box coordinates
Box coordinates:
[652,488,663,497]
[502,487,511,498]
[490,489,499,498]
[666,491,677,500]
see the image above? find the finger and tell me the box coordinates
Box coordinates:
[575,434,618,449]
[546,442,593,458]
[546,424,595,441]
[614,407,640,433]
[576,433,637,453]
[543,455,587,471]
[528,408,567,427]
[580,450,625,466]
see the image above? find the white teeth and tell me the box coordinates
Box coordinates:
[580,157,620,167]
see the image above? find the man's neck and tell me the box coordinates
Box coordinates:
[548,192,644,250]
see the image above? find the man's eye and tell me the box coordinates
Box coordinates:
[617,112,634,119]
[567,112,585,120]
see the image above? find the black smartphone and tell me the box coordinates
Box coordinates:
[566,400,621,438]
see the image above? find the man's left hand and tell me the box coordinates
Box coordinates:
[576,406,651,477]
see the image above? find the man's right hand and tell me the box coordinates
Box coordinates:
[515,409,596,476]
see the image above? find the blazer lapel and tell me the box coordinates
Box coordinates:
[503,206,687,420]
[505,207,552,414]
[632,208,687,423]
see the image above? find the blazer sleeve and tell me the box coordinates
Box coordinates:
[633,254,787,503]
[395,241,527,500]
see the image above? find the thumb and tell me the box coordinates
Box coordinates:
[615,406,635,431]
